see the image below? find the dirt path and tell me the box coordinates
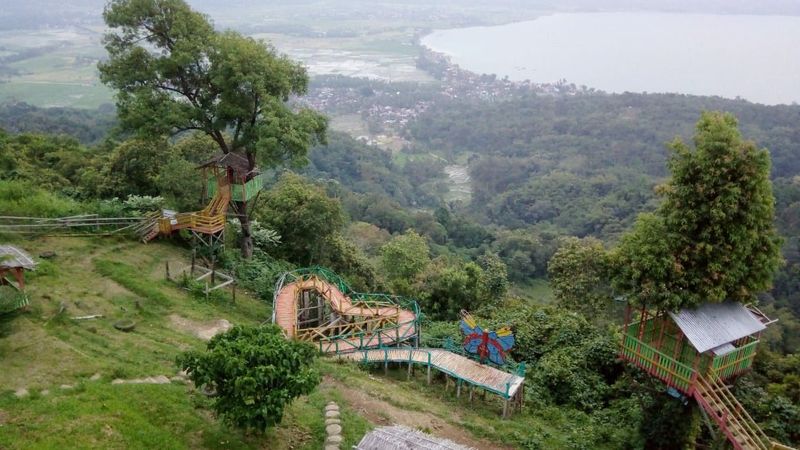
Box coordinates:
[168,314,232,341]
[326,377,512,450]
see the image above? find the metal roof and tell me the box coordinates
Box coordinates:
[357,426,475,450]
[0,245,36,270]
[669,302,766,353]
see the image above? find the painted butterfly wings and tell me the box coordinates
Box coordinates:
[459,310,515,366]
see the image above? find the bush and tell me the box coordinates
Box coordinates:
[0,180,82,217]
[176,325,320,431]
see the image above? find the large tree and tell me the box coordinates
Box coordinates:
[99,0,327,257]
[615,112,782,309]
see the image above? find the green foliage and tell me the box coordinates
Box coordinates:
[478,252,509,301]
[380,230,430,294]
[176,325,321,431]
[256,172,344,265]
[99,0,326,166]
[548,237,613,317]
[224,250,295,302]
[661,112,782,305]
[615,112,783,309]
[0,180,82,217]
[613,213,680,308]
[416,259,483,320]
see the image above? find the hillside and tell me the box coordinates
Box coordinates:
[0,236,596,449]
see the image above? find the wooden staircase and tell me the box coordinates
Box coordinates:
[694,374,794,450]
[134,211,161,243]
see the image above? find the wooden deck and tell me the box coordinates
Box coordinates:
[337,347,525,399]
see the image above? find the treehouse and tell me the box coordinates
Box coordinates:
[139,151,265,247]
[620,302,794,450]
[199,152,266,205]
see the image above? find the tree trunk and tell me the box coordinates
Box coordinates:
[237,200,253,258]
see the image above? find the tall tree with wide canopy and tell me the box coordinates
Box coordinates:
[615,112,782,309]
[98,0,327,257]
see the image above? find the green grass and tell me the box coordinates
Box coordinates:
[511,278,554,304]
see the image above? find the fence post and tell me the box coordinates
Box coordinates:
[427,352,432,385]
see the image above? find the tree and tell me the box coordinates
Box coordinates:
[418,260,484,320]
[255,172,344,265]
[381,230,430,280]
[176,325,320,431]
[478,252,509,302]
[99,0,327,257]
[615,112,783,309]
[548,236,614,317]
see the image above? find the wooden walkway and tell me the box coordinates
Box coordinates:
[337,347,525,400]
[273,276,417,347]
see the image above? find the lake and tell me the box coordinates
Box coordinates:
[422,13,800,105]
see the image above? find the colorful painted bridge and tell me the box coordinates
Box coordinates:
[272,267,526,417]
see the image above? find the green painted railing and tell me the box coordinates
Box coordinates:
[207,173,266,202]
[621,333,695,393]
[711,338,759,380]
[341,346,523,399]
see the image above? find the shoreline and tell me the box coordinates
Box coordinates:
[413,13,800,106]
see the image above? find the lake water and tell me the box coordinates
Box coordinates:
[422,13,800,105]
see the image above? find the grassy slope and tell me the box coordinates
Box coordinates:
[0,236,581,449]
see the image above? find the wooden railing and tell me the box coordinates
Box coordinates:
[711,338,759,380]
[621,333,695,393]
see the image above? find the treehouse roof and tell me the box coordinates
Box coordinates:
[198,152,257,176]
[668,301,765,354]
[0,245,36,270]
[356,425,474,450]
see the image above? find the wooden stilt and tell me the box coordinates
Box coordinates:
[407,361,412,380]
[384,360,388,375]
[457,380,462,397]
[502,399,509,419]
[427,364,432,385]
[469,386,474,402]
[165,261,171,281]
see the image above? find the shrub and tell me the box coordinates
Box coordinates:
[176,325,320,431]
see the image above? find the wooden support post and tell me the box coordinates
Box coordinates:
[211,256,216,285]
[165,261,171,281]
[457,380,462,398]
[12,268,25,290]
[427,364,432,385]
[190,248,196,276]
[469,386,474,402]
[502,399,509,419]
[384,360,388,376]
[407,361,412,380]
[232,283,236,303]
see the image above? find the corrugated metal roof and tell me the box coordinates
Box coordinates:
[357,425,475,450]
[0,245,36,270]
[669,302,765,353]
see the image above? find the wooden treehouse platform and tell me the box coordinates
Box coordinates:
[620,302,795,450]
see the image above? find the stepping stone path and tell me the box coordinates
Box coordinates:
[323,401,341,450]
